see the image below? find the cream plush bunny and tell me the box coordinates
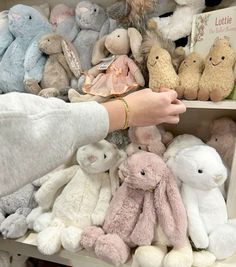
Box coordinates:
[68,28,145,103]
[30,140,126,255]
[167,143,236,260]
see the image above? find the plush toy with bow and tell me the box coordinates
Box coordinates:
[69,28,145,103]
[81,151,187,266]
[31,140,125,255]
[0,5,52,94]
[126,125,173,156]
[167,143,236,260]
[26,33,81,100]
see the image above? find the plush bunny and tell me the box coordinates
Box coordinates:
[31,140,125,255]
[81,151,187,266]
[50,4,76,42]
[0,5,52,94]
[32,3,50,19]
[0,183,38,239]
[106,129,130,150]
[198,37,236,102]
[176,52,204,99]
[207,117,236,169]
[126,125,173,156]
[72,1,116,71]
[26,33,81,100]
[168,144,236,260]
[69,28,145,103]
[0,11,14,61]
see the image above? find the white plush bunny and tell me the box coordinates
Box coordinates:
[28,140,126,255]
[167,144,236,260]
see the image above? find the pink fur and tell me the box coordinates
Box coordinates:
[50,4,74,25]
[81,151,186,266]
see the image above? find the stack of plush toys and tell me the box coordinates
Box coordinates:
[0,116,236,267]
[0,0,235,102]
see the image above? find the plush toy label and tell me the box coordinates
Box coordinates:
[98,55,116,70]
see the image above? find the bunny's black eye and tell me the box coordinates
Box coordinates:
[29,15,32,20]
[104,154,107,159]
[193,60,196,63]
[140,170,146,176]
[221,56,225,60]
[156,56,159,60]
[209,57,212,61]
[94,8,97,12]
[215,138,218,142]
[117,35,120,38]
[138,146,142,150]
[198,169,203,174]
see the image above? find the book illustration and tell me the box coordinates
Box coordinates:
[191,14,210,48]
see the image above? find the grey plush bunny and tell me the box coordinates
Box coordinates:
[0,183,38,239]
[72,0,116,71]
[0,4,52,94]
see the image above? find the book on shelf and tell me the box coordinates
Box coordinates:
[190,6,236,100]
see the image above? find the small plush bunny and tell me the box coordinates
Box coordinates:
[31,140,125,255]
[72,1,116,71]
[177,52,204,100]
[168,144,236,260]
[0,4,52,94]
[198,37,236,102]
[0,11,14,60]
[126,125,173,156]
[26,33,81,100]
[69,28,145,103]
[81,151,187,266]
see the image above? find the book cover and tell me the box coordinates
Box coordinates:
[190,6,236,99]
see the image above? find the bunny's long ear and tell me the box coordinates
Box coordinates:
[154,168,187,248]
[92,35,110,65]
[109,150,127,195]
[61,39,82,78]
[128,27,143,63]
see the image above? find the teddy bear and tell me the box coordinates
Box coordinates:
[72,1,116,71]
[68,28,145,103]
[198,37,236,102]
[126,125,173,156]
[81,151,187,266]
[167,143,236,260]
[176,52,204,99]
[0,4,52,94]
[25,33,81,100]
[29,140,126,255]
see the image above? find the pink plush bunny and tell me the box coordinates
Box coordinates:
[126,125,173,156]
[81,151,187,266]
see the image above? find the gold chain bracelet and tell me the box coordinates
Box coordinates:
[119,98,129,130]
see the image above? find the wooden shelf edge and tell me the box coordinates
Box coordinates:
[182,100,236,110]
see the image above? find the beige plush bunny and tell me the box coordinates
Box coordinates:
[27,33,81,101]
[176,52,204,100]
[148,45,179,92]
[198,37,236,102]
[68,28,145,103]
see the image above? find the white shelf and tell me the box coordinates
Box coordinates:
[182,100,236,110]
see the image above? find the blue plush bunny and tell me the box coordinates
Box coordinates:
[0,5,52,93]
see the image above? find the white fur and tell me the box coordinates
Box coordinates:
[168,144,236,259]
[35,140,121,255]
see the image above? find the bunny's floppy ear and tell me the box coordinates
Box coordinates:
[61,39,82,78]
[154,167,187,248]
[92,35,110,65]
[128,27,143,63]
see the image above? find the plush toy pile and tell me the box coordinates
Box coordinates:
[0,0,235,102]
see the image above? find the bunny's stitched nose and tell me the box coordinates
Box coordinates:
[214,175,223,182]
[79,7,89,13]
[87,155,97,163]
[9,12,21,20]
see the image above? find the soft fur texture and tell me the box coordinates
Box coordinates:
[81,151,187,266]
[69,28,145,103]
[126,125,173,156]
[106,129,130,150]
[177,52,204,100]
[31,140,125,255]
[72,1,115,71]
[207,117,236,168]
[198,37,236,102]
[0,4,52,93]
[26,33,81,100]
[0,183,37,239]
[0,251,10,267]
[168,144,236,260]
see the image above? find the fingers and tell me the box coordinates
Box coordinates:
[164,115,180,124]
[169,101,186,116]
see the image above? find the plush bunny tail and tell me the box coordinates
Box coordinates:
[154,170,188,248]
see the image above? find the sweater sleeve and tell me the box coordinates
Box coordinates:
[0,92,109,197]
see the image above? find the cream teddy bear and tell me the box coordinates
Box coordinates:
[198,37,236,102]
[28,140,125,255]
[177,52,204,100]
